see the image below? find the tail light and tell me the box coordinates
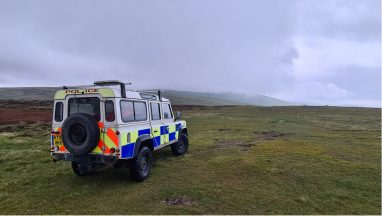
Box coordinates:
[110,148,116,153]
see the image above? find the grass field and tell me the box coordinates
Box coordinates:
[0,105,380,214]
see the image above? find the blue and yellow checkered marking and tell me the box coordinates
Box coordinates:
[121,144,134,158]
[139,128,151,136]
[120,123,182,158]
[169,123,182,142]
[121,128,151,159]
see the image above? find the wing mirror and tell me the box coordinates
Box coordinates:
[175,111,181,121]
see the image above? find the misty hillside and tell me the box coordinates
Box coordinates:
[0,87,292,106]
[161,90,292,106]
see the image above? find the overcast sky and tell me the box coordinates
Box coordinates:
[0,0,380,107]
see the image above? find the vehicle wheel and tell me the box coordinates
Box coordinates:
[130,146,152,182]
[71,161,94,176]
[61,113,100,156]
[171,134,188,156]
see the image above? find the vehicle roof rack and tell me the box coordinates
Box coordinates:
[62,85,93,90]
[94,80,123,86]
[139,90,162,101]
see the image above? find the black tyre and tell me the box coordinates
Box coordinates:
[130,146,152,182]
[71,161,94,176]
[61,113,100,156]
[171,134,188,156]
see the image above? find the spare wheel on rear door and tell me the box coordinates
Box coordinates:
[61,113,100,156]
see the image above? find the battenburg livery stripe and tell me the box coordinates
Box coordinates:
[92,123,119,155]
[52,122,183,160]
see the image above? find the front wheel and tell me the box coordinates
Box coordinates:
[171,134,188,156]
[130,146,152,182]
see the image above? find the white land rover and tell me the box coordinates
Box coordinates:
[51,81,188,181]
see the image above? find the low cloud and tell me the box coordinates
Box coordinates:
[0,0,380,107]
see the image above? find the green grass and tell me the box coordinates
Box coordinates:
[0,106,380,214]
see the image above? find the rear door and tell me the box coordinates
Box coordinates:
[66,96,108,154]
[101,99,119,155]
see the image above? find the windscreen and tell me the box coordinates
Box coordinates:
[68,97,100,121]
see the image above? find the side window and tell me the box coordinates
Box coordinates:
[121,101,135,122]
[120,101,147,122]
[163,103,173,119]
[54,102,63,122]
[105,100,115,122]
[134,102,147,121]
[150,103,161,121]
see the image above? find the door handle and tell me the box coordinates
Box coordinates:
[153,130,158,133]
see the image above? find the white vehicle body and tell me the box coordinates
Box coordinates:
[50,81,188,180]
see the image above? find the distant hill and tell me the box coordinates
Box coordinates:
[161,90,293,106]
[0,87,57,100]
[0,87,292,106]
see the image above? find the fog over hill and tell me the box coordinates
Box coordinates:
[0,87,293,106]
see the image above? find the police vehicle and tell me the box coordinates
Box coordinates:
[51,81,188,181]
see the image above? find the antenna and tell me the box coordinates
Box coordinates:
[120,83,126,98]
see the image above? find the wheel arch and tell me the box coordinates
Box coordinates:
[181,128,188,136]
[133,135,154,157]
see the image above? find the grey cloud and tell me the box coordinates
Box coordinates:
[279,47,299,65]
[330,65,381,100]
[296,0,381,41]
[0,0,380,107]
[0,0,296,91]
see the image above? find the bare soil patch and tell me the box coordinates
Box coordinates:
[254,131,291,140]
[212,130,292,151]
[213,140,256,151]
[0,108,51,124]
[162,197,194,206]
[0,100,53,109]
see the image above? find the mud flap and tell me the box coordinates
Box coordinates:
[73,155,94,172]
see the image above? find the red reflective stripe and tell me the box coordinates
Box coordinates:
[98,138,110,153]
[107,128,119,147]
[98,122,104,128]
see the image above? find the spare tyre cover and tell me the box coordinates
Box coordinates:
[61,113,100,155]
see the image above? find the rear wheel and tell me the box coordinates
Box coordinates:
[171,134,188,156]
[71,161,94,176]
[130,146,152,182]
